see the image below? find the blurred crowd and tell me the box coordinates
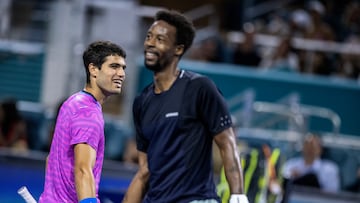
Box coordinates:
[186,0,360,80]
[0,98,28,153]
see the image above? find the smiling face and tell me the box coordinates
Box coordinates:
[90,54,126,97]
[144,20,183,72]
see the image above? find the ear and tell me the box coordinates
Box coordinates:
[175,44,184,56]
[89,63,98,78]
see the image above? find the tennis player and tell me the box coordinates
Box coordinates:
[122,10,248,203]
[39,41,127,203]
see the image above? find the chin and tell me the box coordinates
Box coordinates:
[145,62,165,72]
[110,89,122,95]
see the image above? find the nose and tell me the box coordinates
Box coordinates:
[117,67,126,79]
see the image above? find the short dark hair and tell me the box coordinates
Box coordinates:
[83,40,126,83]
[155,10,196,55]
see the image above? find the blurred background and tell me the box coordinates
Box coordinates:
[0,0,359,202]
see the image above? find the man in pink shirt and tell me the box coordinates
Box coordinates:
[39,41,127,203]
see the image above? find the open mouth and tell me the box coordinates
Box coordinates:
[113,79,122,88]
[145,51,158,60]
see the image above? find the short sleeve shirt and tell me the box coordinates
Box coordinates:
[133,70,232,203]
[282,157,340,192]
[39,91,105,203]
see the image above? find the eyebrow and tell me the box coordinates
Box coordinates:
[147,30,169,39]
[110,62,126,68]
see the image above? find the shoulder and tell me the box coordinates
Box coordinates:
[64,92,86,104]
[62,92,98,114]
[321,159,339,171]
[181,70,216,89]
[182,70,209,82]
[284,157,303,167]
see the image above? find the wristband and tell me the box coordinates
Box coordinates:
[229,194,249,203]
[79,197,97,203]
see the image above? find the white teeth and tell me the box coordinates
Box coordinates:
[113,80,122,85]
[114,81,122,88]
[146,52,156,57]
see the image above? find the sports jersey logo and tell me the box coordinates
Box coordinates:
[165,112,179,118]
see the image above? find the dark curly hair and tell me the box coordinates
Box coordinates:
[155,10,196,55]
[83,40,126,83]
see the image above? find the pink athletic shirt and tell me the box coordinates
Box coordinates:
[39,91,105,203]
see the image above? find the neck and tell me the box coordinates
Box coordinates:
[153,61,180,93]
[84,85,106,104]
[304,156,317,165]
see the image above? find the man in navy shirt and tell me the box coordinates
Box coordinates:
[123,9,249,203]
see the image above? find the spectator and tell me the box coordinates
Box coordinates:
[300,1,336,76]
[0,98,28,152]
[187,36,226,63]
[260,37,299,72]
[43,98,66,152]
[232,22,262,67]
[334,34,360,80]
[341,1,360,40]
[266,11,290,36]
[281,133,340,194]
[305,0,335,41]
[289,9,312,38]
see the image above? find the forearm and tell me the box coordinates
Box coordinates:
[123,150,149,203]
[122,172,148,203]
[75,168,96,201]
[218,136,249,203]
[222,148,244,194]
[215,128,245,194]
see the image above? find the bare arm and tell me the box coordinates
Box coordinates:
[214,127,244,194]
[122,151,149,203]
[74,143,96,201]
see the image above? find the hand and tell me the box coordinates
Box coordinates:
[291,170,301,178]
[229,194,249,203]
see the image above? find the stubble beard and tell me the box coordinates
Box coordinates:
[144,59,167,72]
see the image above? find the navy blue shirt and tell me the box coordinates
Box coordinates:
[133,70,232,203]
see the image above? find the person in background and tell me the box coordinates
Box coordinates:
[232,22,262,67]
[260,37,299,72]
[281,133,340,202]
[0,98,28,152]
[305,0,335,41]
[123,9,248,203]
[39,40,127,203]
[300,0,336,75]
[187,36,227,63]
[43,98,66,152]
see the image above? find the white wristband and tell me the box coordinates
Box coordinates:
[229,194,249,203]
